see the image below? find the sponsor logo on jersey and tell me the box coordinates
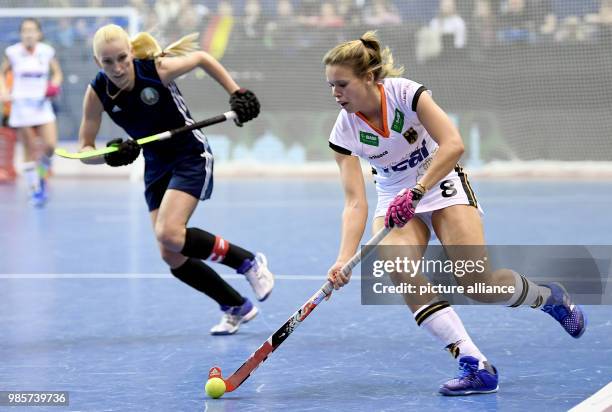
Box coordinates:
[403,127,418,144]
[20,72,45,78]
[369,150,388,160]
[379,140,430,174]
[140,87,160,105]
[359,131,379,147]
[391,109,405,133]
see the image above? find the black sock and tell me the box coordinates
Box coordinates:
[171,258,244,307]
[181,227,255,271]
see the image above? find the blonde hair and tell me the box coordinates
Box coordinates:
[93,24,199,60]
[322,31,404,81]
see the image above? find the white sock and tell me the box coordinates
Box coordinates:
[414,302,487,368]
[507,271,551,308]
[23,161,39,193]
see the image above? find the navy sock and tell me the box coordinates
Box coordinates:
[171,258,244,307]
[181,227,255,271]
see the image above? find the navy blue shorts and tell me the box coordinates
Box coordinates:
[144,152,214,212]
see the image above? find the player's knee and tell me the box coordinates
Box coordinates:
[154,223,185,251]
[159,246,185,267]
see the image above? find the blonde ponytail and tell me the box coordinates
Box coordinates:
[323,31,404,81]
[131,32,199,60]
[93,24,199,60]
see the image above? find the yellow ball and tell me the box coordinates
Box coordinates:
[205,377,226,399]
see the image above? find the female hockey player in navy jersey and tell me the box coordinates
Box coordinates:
[78,24,274,335]
[324,31,586,395]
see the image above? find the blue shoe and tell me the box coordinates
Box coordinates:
[439,356,499,396]
[210,298,258,335]
[30,180,47,208]
[541,282,586,338]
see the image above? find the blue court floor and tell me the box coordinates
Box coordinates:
[0,177,611,411]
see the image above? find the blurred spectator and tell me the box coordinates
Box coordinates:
[528,0,557,42]
[297,0,321,27]
[555,15,587,43]
[363,0,402,27]
[89,0,113,30]
[471,0,496,48]
[234,0,267,57]
[241,0,266,39]
[429,0,466,49]
[128,0,156,31]
[337,0,364,26]
[416,25,441,63]
[584,0,612,42]
[201,0,235,60]
[295,0,321,47]
[56,18,76,49]
[155,0,182,40]
[318,1,345,28]
[176,0,203,37]
[469,0,497,61]
[128,0,148,15]
[264,0,299,52]
[73,18,93,61]
[497,0,534,43]
[154,0,208,43]
[217,0,234,17]
[140,9,160,34]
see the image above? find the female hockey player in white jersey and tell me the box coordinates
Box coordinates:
[323,31,586,396]
[0,18,63,207]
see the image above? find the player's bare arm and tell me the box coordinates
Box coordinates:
[0,56,11,100]
[414,92,464,191]
[328,152,368,289]
[49,57,63,87]
[157,51,239,94]
[78,85,104,164]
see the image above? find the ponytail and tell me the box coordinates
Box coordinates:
[131,32,199,60]
[323,31,404,80]
[93,24,199,61]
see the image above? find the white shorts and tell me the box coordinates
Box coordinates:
[8,98,55,128]
[374,165,483,235]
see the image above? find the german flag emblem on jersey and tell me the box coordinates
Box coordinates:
[403,127,418,144]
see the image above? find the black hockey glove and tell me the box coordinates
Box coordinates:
[104,138,141,167]
[229,88,260,126]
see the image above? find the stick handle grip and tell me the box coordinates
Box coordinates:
[340,226,391,276]
[162,111,237,140]
[135,111,237,146]
[318,226,392,298]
